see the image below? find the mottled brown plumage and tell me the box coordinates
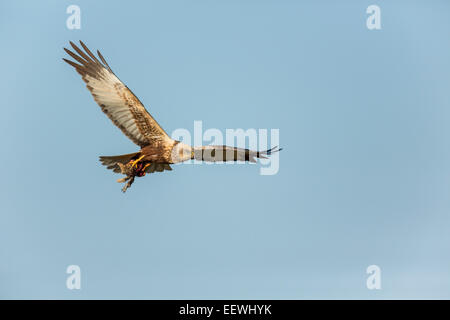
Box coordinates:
[63,41,281,192]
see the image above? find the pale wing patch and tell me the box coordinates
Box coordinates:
[84,70,148,145]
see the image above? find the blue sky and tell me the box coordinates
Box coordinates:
[1,0,450,299]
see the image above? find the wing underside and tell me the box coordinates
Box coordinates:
[63,41,170,148]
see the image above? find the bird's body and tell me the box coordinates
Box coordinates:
[63,41,281,192]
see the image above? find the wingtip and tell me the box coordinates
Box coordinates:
[264,146,282,155]
[69,41,78,51]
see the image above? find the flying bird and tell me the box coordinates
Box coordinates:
[63,41,281,192]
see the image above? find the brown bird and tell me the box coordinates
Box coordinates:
[63,41,281,192]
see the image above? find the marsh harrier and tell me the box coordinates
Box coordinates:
[63,41,281,192]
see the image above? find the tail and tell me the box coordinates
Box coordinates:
[99,152,141,173]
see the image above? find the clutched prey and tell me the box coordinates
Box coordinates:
[115,156,151,193]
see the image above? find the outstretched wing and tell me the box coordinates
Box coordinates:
[194,145,282,162]
[63,41,171,148]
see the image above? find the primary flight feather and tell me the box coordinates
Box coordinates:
[63,41,281,192]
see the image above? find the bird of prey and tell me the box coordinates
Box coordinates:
[63,41,281,192]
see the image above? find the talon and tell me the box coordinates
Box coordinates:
[130,155,145,168]
[138,163,151,177]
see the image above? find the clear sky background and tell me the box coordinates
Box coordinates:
[1,0,450,299]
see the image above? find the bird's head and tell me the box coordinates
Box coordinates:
[171,141,193,163]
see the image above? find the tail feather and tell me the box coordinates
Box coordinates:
[99,152,140,173]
